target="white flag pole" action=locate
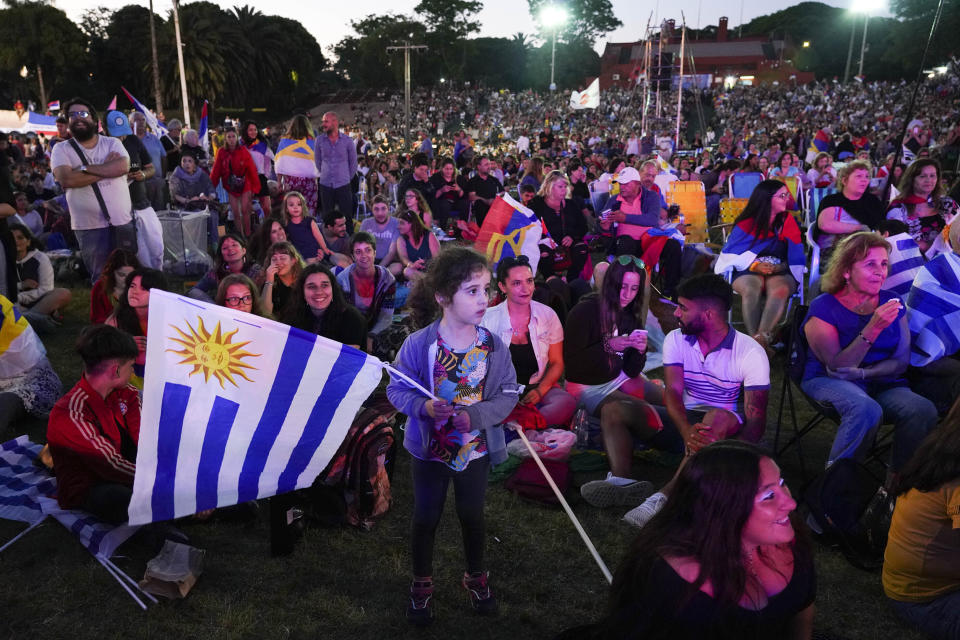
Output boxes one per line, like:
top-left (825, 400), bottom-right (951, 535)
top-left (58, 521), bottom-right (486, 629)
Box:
top-left (514, 428), bottom-right (613, 584)
top-left (383, 361), bottom-right (614, 584)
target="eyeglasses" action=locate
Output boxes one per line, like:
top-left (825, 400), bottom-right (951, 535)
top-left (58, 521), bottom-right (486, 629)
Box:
top-left (616, 255), bottom-right (646, 269)
top-left (68, 110), bottom-right (91, 120)
top-left (225, 295), bottom-right (253, 306)
top-left (774, 192), bottom-right (791, 199)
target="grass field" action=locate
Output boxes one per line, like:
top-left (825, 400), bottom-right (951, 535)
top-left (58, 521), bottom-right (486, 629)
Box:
top-left (0, 285), bottom-right (924, 640)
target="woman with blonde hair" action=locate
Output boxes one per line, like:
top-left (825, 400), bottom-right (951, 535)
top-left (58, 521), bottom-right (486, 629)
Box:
top-left (815, 160), bottom-right (883, 271)
top-left (802, 232), bottom-right (937, 474)
top-left (529, 170), bottom-right (589, 279)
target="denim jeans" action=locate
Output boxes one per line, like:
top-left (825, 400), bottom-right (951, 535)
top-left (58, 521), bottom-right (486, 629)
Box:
top-left (75, 226), bottom-right (114, 285)
top-left (889, 590), bottom-right (960, 640)
top-left (801, 377), bottom-right (938, 471)
top-left (410, 455), bottom-right (489, 577)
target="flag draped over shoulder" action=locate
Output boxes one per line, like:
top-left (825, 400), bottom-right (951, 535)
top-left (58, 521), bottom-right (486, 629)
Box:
top-left (906, 251), bottom-right (960, 367)
top-left (128, 292), bottom-right (383, 525)
top-left (0, 295), bottom-right (45, 379)
top-left (569, 78), bottom-right (600, 110)
top-left (274, 137), bottom-right (320, 178)
top-left (473, 193), bottom-right (542, 275)
top-left (714, 214), bottom-right (805, 285)
top-left (881, 233), bottom-right (924, 297)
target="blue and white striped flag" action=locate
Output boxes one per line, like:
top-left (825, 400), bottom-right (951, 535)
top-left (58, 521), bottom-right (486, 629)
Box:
top-left (128, 291), bottom-right (384, 525)
top-left (906, 251), bottom-right (960, 367)
top-left (0, 436), bottom-right (54, 525)
top-left (38, 496), bottom-right (139, 559)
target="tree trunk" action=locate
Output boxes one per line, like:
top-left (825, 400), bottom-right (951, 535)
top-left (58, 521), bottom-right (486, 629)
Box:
top-left (36, 63), bottom-right (46, 111)
top-left (149, 0), bottom-right (164, 116)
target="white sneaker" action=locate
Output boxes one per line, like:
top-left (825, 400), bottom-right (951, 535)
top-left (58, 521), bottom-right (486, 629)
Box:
top-left (580, 473), bottom-right (654, 508)
top-left (623, 492), bottom-right (667, 529)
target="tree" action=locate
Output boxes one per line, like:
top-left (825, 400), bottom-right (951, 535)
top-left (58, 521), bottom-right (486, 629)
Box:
top-left (332, 14), bottom-right (429, 88)
top-left (0, 1), bottom-right (88, 108)
top-left (526, 0), bottom-right (622, 46)
top-left (415, 0), bottom-right (482, 82)
top-left (885, 0), bottom-right (959, 74)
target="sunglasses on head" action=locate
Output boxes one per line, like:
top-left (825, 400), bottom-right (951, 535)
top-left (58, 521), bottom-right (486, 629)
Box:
top-left (616, 255), bottom-right (646, 269)
top-left (502, 254), bottom-right (530, 268)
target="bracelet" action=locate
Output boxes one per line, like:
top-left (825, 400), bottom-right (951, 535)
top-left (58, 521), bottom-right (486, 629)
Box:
top-left (858, 332), bottom-right (873, 346)
top-left (602, 334), bottom-right (624, 358)
top-left (263, 281), bottom-right (273, 287)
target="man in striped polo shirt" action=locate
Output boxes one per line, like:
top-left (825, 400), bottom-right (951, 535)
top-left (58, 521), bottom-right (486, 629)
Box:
top-left (582, 273), bottom-right (771, 527)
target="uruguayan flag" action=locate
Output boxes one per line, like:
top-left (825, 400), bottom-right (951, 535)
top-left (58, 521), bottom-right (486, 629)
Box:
top-left (128, 291), bottom-right (383, 525)
top-left (0, 436), bottom-right (54, 526)
top-left (38, 496), bottom-right (140, 559)
top-left (906, 251), bottom-right (960, 367)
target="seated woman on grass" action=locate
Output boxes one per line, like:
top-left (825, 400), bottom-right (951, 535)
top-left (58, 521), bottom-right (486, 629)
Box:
top-left (215, 273), bottom-right (269, 318)
top-left (397, 207), bottom-right (440, 284)
top-left (90, 249), bottom-right (140, 324)
top-left (188, 233), bottom-right (264, 303)
top-left (595, 441), bottom-right (814, 639)
top-left (482, 254), bottom-right (576, 427)
top-left (260, 241), bottom-right (304, 317)
top-left (106, 268), bottom-right (170, 389)
top-left (280, 263), bottom-right (367, 350)
top-left (10, 222), bottom-right (71, 325)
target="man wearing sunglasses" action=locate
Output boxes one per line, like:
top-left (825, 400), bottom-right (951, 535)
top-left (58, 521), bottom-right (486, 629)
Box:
top-left (50, 97), bottom-right (133, 284)
top-left (600, 163), bottom-right (682, 302)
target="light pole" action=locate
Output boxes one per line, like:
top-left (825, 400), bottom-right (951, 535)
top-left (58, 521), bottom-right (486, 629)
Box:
top-left (540, 4), bottom-right (567, 92)
top-left (845, 0), bottom-right (884, 82)
top-left (171, 0), bottom-right (190, 127)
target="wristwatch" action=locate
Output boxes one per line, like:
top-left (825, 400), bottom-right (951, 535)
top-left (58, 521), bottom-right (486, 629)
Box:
top-left (79, 165), bottom-right (89, 174)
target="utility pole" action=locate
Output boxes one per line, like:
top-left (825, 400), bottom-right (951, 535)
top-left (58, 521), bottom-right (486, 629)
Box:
top-left (386, 40), bottom-right (427, 151)
top-left (149, 0), bottom-right (163, 116)
top-left (172, 0), bottom-right (190, 128)
top-left (857, 13), bottom-right (871, 78)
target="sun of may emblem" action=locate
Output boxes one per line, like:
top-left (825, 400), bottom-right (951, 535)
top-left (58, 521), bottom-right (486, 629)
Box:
top-left (166, 316), bottom-right (260, 388)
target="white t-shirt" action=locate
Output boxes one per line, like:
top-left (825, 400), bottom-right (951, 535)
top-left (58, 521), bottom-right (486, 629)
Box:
top-left (51, 136), bottom-right (132, 231)
top-left (662, 327), bottom-right (769, 415)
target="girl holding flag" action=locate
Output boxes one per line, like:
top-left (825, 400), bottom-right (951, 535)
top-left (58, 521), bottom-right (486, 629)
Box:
top-left (387, 247), bottom-right (519, 625)
top-left (714, 180), bottom-right (804, 351)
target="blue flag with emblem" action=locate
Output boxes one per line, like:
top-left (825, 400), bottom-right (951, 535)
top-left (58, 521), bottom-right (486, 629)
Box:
top-left (127, 291), bottom-right (383, 525)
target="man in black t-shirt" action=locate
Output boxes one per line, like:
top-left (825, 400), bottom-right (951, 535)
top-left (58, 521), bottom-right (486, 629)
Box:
top-left (538, 126), bottom-right (554, 152)
top-left (104, 110), bottom-right (164, 269)
top-left (466, 156), bottom-right (502, 225)
top-left (397, 152), bottom-right (436, 213)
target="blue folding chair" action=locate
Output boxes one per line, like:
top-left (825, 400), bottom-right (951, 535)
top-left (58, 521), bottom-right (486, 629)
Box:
top-left (728, 172), bottom-right (764, 199)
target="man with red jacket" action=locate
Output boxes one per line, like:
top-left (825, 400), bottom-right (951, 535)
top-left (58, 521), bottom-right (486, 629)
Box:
top-left (47, 325), bottom-right (140, 523)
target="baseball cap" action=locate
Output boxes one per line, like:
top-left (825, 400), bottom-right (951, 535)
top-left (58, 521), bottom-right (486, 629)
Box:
top-left (615, 167), bottom-right (642, 183)
top-left (105, 110), bottom-right (132, 137)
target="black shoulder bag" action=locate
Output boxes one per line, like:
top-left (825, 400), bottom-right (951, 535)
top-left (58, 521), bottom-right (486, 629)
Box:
top-left (68, 137), bottom-right (138, 253)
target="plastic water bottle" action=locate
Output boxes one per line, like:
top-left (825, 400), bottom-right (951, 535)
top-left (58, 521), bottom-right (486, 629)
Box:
top-left (572, 408), bottom-right (591, 449)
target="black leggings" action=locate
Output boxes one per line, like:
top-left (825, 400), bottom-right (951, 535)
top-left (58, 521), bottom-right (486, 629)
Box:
top-left (83, 482), bottom-right (133, 524)
top-left (410, 455), bottom-right (489, 577)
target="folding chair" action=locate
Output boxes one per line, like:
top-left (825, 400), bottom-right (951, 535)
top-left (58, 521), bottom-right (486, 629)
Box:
top-left (805, 223), bottom-right (824, 295)
top-left (728, 172), bottom-right (764, 199)
top-left (666, 181), bottom-right (708, 243)
top-left (774, 304), bottom-right (894, 483)
top-left (805, 187), bottom-right (836, 228)
top-left (712, 197), bottom-right (749, 244)
top-left (772, 175), bottom-right (805, 219)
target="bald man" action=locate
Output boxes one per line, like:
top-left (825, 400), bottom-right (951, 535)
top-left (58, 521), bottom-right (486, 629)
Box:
top-left (315, 111), bottom-right (357, 228)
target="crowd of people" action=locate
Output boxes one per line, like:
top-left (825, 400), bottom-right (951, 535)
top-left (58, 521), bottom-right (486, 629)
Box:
top-left (2, 66), bottom-right (960, 637)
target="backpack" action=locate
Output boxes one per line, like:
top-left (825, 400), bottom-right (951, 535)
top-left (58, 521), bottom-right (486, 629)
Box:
top-left (310, 391), bottom-right (400, 531)
top-left (504, 457), bottom-right (572, 505)
top-left (803, 458), bottom-right (894, 571)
